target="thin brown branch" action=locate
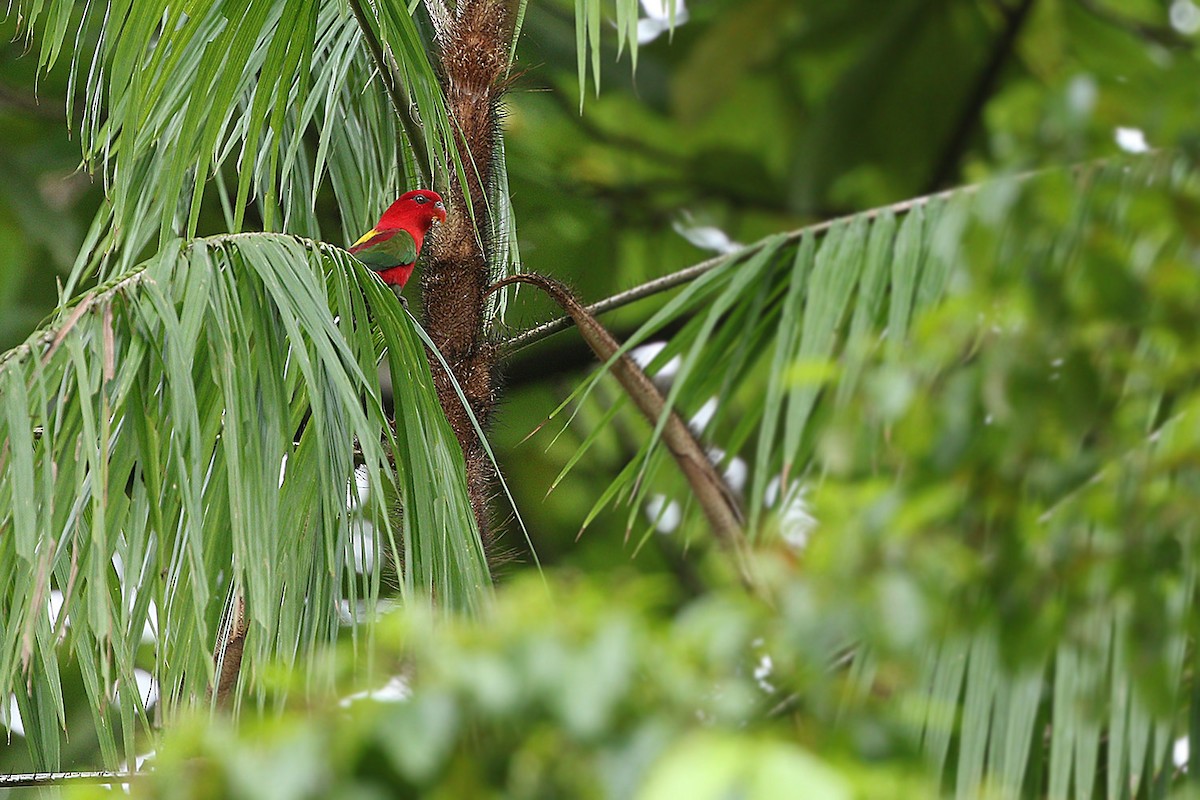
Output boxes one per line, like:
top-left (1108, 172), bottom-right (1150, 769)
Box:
top-left (499, 154), bottom-right (1154, 355)
top-left (0, 82), bottom-right (69, 121)
top-left (1072, 0), bottom-right (1189, 48)
top-left (499, 180), bottom-right (978, 353)
top-left (925, 0), bottom-right (1036, 191)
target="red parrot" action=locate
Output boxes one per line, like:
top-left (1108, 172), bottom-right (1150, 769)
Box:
top-left (349, 189), bottom-right (447, 295)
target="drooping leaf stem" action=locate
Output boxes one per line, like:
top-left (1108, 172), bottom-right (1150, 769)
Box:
top-left (210, 593), bottom-right (248, 706)
top-left (486, 273), bottom-right (758, 592)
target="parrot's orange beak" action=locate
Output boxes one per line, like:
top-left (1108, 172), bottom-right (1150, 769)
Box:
top-left (434, 200), bottom-right (447, 223)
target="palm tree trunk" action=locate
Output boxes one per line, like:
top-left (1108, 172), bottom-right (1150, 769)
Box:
top-left (422, 0), bottom-right (518, 548)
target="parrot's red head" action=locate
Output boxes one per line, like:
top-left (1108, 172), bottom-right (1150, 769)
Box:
top-left (378, 190), bottom-right (447, 233)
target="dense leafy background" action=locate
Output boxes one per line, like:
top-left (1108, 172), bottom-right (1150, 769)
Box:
top-left (497, 0), bottom-right (1200, 567)
top-left (0, 0), bottom-right (1199, 797)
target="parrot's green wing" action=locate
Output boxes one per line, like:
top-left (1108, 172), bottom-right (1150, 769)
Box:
top-left (349, 227), bottom-right (419, 270)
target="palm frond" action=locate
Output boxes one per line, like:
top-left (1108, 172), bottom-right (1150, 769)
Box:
top-left (10, 0), bottom-right (460, 292)
top-left (0, 233), bottom-right (488, 769)
top-left (574, 0), bottom-right (643, 104)
top-left (535, 152), bottom-right (1200, 795)
top-left (909, 559), bottom-right (1192, 800)
top-left (485, 136), bottom-right (523, 327)
top-left (547, 155), bottom-right (1187, 539)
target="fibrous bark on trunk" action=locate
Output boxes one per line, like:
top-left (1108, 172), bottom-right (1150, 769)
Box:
top-left (422, 0), bottom-right (517, 548)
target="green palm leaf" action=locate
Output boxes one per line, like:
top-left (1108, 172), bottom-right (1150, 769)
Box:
top-left (11, 0), bottom-right (463, 291)
top-left (574, 0), bottom-right (644, 102)
top-left (535, 151), bottom-right (1200, 796)
top-left (0, 234), bottom-right (489, 769)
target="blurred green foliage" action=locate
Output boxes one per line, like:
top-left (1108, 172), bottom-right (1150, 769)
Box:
top-left (1, 0), bottom-right (1200, 796)
top-left (67, 572), bottom-right (934, 799)
top-left (77, 150), bottom-right (1200, 797)
top-left (0, 16), bottom-right (99, 349)
top-left (495, 0), bottom-right (1200, 567)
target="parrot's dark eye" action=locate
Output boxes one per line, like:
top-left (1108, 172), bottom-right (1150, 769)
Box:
top-left (414, 195), bottom-right (427, 204)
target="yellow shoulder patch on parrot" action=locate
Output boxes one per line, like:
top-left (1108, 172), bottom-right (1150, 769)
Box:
top-left (351, 228), bottom-right (380, 249)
